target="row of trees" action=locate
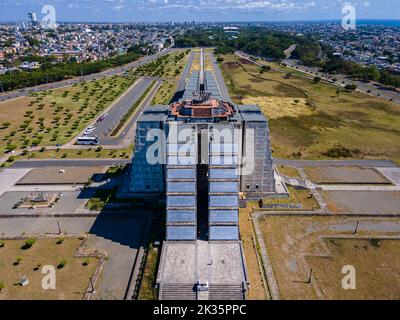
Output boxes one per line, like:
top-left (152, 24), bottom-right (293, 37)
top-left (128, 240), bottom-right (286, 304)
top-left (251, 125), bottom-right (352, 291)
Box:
top-left (175, 28), bottom-right (297, 62)
top-left (0, 51), bottom-right (143, 92)
top-left (322, 56), bottom-right (400, 88)
top-left (176, 27), bottom-right (400, 89)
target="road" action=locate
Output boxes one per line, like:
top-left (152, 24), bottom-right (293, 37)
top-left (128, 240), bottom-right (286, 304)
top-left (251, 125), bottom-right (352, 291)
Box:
top-left (0, 48), bottom-right (174, 103)
top-left (75, 77), bottom-right (155, 145)
top-left (284, 58), bottom-right (400, 105)
top-left (101, 79), bottom-right (162, 146)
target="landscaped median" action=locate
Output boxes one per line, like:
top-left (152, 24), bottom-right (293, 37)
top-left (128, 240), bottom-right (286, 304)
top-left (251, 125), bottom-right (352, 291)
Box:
top-left (1, 145), bottom-right (134, 168)
top-left (110, 80), bottom-right (157, 137)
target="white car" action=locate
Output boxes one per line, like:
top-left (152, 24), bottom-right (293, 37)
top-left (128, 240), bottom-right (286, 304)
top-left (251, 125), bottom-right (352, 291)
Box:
top-left (84, 126), bottom-right (96, 135)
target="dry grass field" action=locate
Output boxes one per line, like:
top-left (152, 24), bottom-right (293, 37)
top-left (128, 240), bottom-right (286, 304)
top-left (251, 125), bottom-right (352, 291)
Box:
top-left (259, 215), bottom-right (400, 300)
top-left (220, 54), bottom-right (400, 164)
top-left (0, 238), bottom-right (98, 300)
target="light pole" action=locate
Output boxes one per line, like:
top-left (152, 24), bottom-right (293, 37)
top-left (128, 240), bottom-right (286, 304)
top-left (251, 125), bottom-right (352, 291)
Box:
top-left (89, 277), bottom-right (96, 294)
top-left (57, 221), bottom-right (62, 235)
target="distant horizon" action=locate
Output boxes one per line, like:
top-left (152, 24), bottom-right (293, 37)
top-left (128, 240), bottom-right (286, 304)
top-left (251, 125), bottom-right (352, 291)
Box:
top-left (1, 18), bottom-right (400, 25)
top-left (1, 0), bottom-right (399, 24)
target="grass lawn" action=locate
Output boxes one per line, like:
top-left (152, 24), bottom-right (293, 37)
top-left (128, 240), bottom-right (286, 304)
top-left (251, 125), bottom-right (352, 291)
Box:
top-left (151, 80), bottom-right (175, 105)
top-left (239, 207), bottom-right (268, 300)
top-left (0, 74), bottom-right (137, 155)
top-left (190, 49), bottom-right (201, 72)
top-left (138, 245), bottom-right (159, 300)
top-left (263, 186), bottom-right (319, 211)
top-left (2, 146), bottom-right (133, 167)
top-left (277, 165), bottom-right (301, 178)
top-left (220, 54), bottom-right (400, 163)
top-left (0, 238), bottom-right (98, 300)
top-left (134, 50), bottom-right (189, 80)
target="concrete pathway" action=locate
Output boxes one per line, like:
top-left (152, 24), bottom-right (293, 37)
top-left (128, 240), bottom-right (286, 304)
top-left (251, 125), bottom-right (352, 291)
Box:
top-left (0, 169), bottom-right (31, 197)
top-left (377, 167), bottom-right (400, 186)
top-left (275, 159), bottom-right (397, 168)
top-left (318, 185), bottom-right (400, 191)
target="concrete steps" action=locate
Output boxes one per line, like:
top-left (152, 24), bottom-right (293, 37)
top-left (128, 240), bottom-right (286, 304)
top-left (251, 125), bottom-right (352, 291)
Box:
top-left (208, 284), bottom-right (245, 300)
top-left (160, 283), bottom-right (197, 300)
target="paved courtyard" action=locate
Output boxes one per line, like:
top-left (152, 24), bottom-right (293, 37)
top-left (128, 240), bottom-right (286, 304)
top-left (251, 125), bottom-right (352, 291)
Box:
top-left (0, 191), bottom-right (87, 216)
top-left (322, 190), bottom-right (400, 215)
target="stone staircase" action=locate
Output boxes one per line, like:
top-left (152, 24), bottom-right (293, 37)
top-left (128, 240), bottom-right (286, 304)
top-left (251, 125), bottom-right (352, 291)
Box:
top-left (208, 284), bottom-right (245, 300)
top-left (160, 283), bottom-right (197, 300)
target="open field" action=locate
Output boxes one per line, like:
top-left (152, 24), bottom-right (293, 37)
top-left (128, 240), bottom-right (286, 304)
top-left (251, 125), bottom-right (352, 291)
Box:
top-left (303, 166), bottom-right (391, 184)
top-left (220, 54), bottom-right (400, 164)
top-left (259, 215), bottom-right (400, 299)
top-left (0, 75), bottom-right (137, 155)
top-left (0, 238), bottom-right (98, 300)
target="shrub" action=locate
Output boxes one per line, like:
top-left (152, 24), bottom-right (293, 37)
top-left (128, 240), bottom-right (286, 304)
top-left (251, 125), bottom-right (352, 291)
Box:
top-left (0, 240), bottom-right (4, 248)
top-left (14, 256), bottom-right (23, 265)
top-left (370, 238), bottom-right (381, 247)
top-left (82, 258), bottom-right (90, 267)
top-left (345, 84), bottom-right (357, 91)
top-left (33, 263), bottom-right (42, 271)
top-left (22, 238), bottom-right (36, 250)
top-left (0, 282), bottom-right (4, 291)
top-left (323, 146), bottom-right (353, 158)
top-left (57, 259), bottom-right (67, 269)
top-left (56, 237), bottom-right (64, 245)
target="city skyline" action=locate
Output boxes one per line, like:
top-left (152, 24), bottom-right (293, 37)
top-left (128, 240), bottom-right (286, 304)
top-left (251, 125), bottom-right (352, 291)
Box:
top-left (0, 0), bottom-right (399, 23)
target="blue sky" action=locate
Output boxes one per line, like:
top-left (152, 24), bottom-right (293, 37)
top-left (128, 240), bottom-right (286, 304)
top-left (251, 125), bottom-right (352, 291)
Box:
top-left (1, 0), bottom-right (399, 22)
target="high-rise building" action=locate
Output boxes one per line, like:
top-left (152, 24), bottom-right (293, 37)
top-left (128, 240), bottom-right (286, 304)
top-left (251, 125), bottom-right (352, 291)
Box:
top-left (28, 12), bottom-right (38, 25)
top-left (129, 50), bottom-right (275, 299)
top-left (129, 58), bottom-right (275, 240)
